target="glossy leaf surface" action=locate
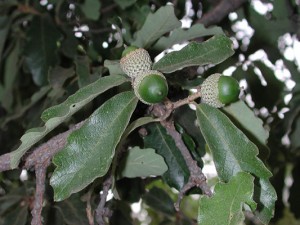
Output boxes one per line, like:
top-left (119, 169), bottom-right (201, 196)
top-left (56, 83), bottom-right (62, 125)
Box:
top-left (50, 91), bottom-right (137, 201)
top-left (144, 123), bottom-right (189, 190)
top-left (8, 75), bottom-right (128, 169)
top-left (153, 24), bottom-right (223, 51)
top-left (153, 35), bottom-right (234, 73)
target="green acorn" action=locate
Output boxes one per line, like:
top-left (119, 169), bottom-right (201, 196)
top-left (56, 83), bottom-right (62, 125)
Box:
top-left (120, 46), bottom-right (152, 78)
top-left (133, 70), bottom-right (168, 104)
top-left (201, 73), bottom-right (240, 108)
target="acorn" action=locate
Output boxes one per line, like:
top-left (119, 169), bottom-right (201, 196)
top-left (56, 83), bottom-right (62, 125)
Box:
top-left (201, 73), bottom-right (240, 108)
top-left (120, 46), bottom-right (152, 78)
top-left (133, 70), bottom-right (168, 104)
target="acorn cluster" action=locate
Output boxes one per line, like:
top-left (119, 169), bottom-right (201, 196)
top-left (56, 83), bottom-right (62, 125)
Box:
top-left (120, 46), bottom-right (240, 107)
top-left (120, 46), bottom-right (168, 104)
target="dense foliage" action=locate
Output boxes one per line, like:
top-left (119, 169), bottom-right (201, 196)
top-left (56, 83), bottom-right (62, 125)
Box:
top-left (0, 0), bottom-right (299, 224)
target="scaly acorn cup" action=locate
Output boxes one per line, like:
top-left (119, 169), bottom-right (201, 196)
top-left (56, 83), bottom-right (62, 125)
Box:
top-left (133, 70), bottom-right (168, 105)
top-left (120, 46), bottom-right (152, 78)
top-left (201, 73), bottom-right (240, 108)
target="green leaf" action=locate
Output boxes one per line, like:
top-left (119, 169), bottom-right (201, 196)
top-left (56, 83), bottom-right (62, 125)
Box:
top-left (50, 91), bottom-right (138, 201)
top-left (143, 187), bottom-right (175, 216)
top-left (1, 86), bottom-right (51, 128)
top-left (104, 60), bottom-right (125, 75)
top-left (196, 104), bottom-right (276, 223)
top-left (80, 0), bottom-right (101, 20)
top-left (8, 75), bottom-right (128, 170)
top-left (24, 16), bottom-right (61, 86)
top-left (223, 101), bottom-right (270, 159)
top-left (198, 172), bottom-right (256, 225)
top-left (119, 147), bottom-right (168, 178)
top-left (174, 105), bottom-right (206, 152)
top-left (54, 194), bottom-right (89, 225)
top-left (114, 0), bottom-right (136, 9)
top-left (224, 101), bottom-right (268, 146)
top-left (0, 16), bottom-right (10, 62)
top-left (132, 5), bottom-right (181, 48)
top-left (120, 116), bottom-right (158, 143)
top-left (153, 34), bottom-right (234, 73)
top-left (60, 28), bottom-right (79, 59)
top-left (153, 24), bottom-right (223, 51)
top-left (48, 66), bottom-right (74, 89)
top-left (75, 56), bottom-right (91, 87)
top-left (254, 178), bottom-right (277, 224)
top-left (1, 40), bottom-right (20, 111)
top-left (144, 123), bottom-right (189, 190)
top-left (196, 103), bottom-right (271, 181)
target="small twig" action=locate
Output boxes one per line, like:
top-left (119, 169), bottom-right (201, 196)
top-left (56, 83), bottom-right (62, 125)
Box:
top-left (0, 153), bottom-right (11, 172)
top-left (18, 4), bottom-right (41, 15)
top-left (158, 87), bottom-right (201, 121)
top-left (95, 175), bottom-right (113, 225)
top-left (31, 166), bottom-right (46, 225)
top-left (85, 187), bottom-right (95, 225)
top-left (197, 0), bottom-right (248, 26)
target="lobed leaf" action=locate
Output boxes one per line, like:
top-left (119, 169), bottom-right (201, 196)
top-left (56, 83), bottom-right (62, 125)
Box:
top-left (119, 147), bottom-right (168, 178)
top-left (8, 75), bottom-right (128, 170)
top-left (153, 24), bottom-right (223, 51)
top-left (132, 5), bottom-right (181, 48)
top-left (50, 91), bottom-right (138, 201)
top-left (153, 34), bottom-right (234, 73)
top-left (196, 104), bottom-right (276, 224)
top-left (196, 104), bottom-right (271, 180)
top-left (198, 172), bottom-right (256, 225)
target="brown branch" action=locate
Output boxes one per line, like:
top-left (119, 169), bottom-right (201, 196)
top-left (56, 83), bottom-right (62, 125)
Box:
top-left (30, 166), bottom-right (46, 225)
top-left (150, 90), bottom-right (212, 210)
top-left (0, 153), bottom-right (11, 172)
top-left (95, 175), bottom-right (113, 225)
top-left (24, 121), bottom-right (85, 169)
top-left (23, 121), bottom-right (85, 225)
top-left (197, 0), bottom-right (248, 27)
top-left (85, 186), bottom-right (95, 225)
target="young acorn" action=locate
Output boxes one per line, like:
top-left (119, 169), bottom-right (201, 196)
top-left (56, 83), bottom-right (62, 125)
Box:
top-left (120, 46), bottom-right (152, 78)
top-left (201, 73), bottom-right (240, 108)
top-left (133, 70), bottom-right (168, 105)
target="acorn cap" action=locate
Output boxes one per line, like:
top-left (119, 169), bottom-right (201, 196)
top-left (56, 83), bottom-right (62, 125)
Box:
top-left (133, 70), bottom-right (168, 105)
top-left (201, 73), bottom-right (240, 108)
top-left (120, 47), bottom-right (152, 78)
